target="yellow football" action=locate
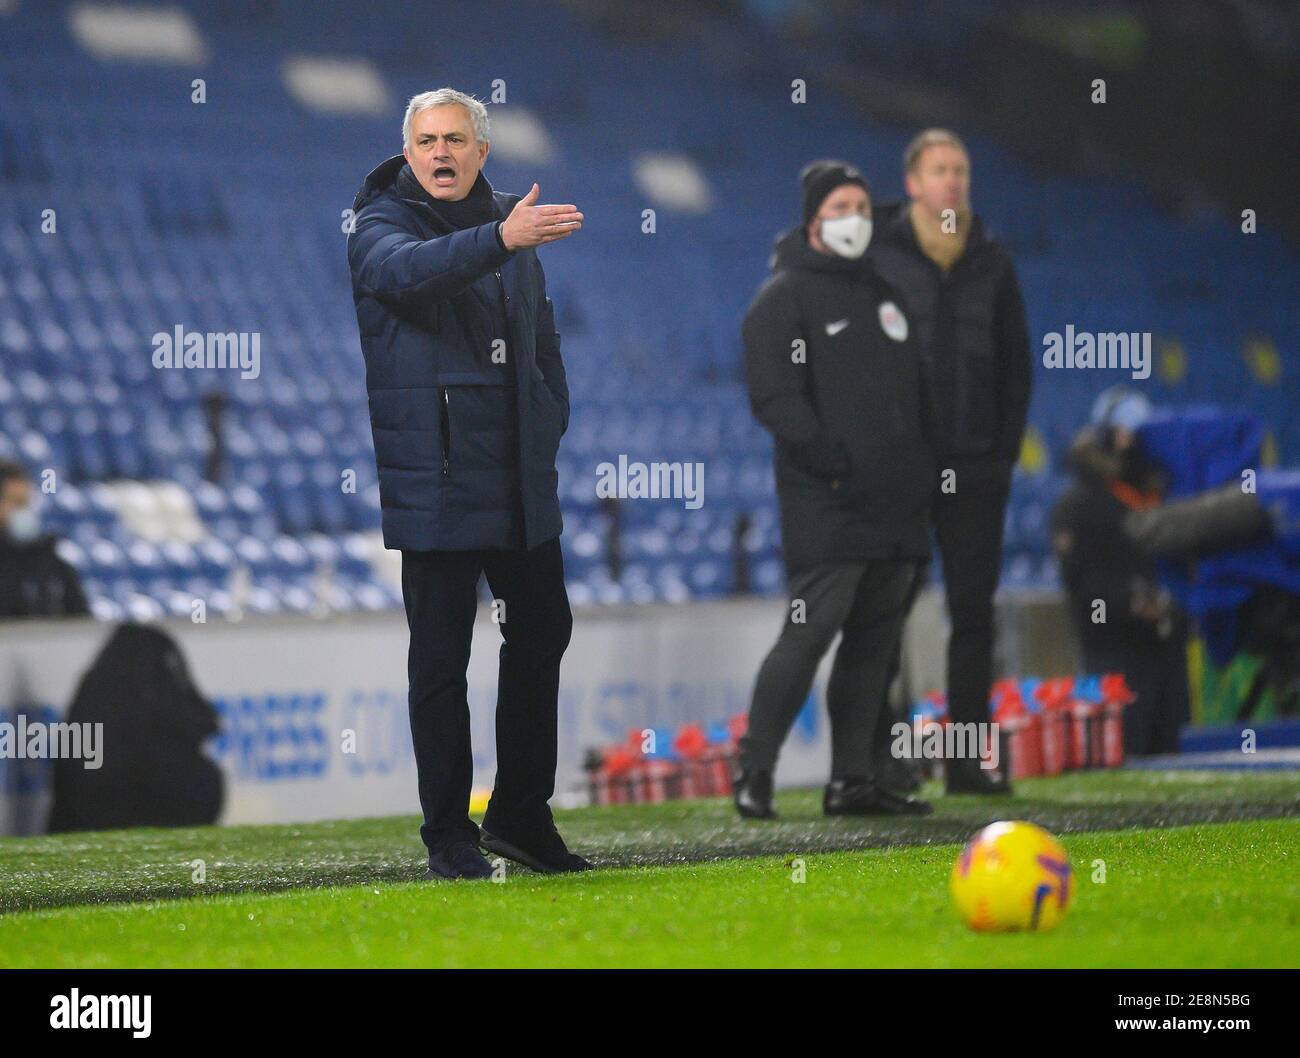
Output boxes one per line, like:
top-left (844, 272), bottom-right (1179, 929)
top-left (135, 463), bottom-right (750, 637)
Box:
top-left (950, 820), bottom-right (1073, 932)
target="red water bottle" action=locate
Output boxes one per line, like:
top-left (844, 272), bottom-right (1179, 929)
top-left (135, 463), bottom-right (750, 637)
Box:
top-left (602, 746), bottom-right (637, 805)
top-left (993, 682), bottom-right (1042, 779)
top-left (673, 723), bottom-right (710, 798)
top-left (1100, 672), bottom-right (1136, 767)
top-left (1033, 678), bottom-right (1070, 775)
top-left (1067, 690), bottom-right (1100, 769)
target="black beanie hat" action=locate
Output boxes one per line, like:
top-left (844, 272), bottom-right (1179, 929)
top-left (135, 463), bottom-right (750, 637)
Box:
top-left (800, 159), bottom-right (870, 226)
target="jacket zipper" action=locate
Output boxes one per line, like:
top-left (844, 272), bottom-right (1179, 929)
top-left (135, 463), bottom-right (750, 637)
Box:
top-left (495, 266), bottom-right (529, 547)
top-left (494, 268), bottom-right (510, 367)
top-left (439, 386), bottom-right (451, 476)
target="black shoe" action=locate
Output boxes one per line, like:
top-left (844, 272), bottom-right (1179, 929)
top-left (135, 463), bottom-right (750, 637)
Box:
top-left (823, 778), bottom-right (933, 816)
top-left (734, 768), bottom-right (776, 819)
top-left (944, 759), bottom-right (1013, 796)
top-left (479, 823), bottom-right (592, 874)
top-left (425, 839), bottom-right (496, 881)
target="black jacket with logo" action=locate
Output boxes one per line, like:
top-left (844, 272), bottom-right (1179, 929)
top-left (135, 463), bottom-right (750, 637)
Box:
top-left (742, 227), bottom-right (935, 574)
top-left (869, 203), bottom-right (1031, 463)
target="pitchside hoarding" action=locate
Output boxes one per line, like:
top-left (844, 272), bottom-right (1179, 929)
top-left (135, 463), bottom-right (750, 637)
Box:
top-left (0, 600), bottom-right (850, 835)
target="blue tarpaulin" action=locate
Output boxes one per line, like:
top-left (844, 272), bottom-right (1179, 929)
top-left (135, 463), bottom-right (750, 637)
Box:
top-left (1138, 409), bottom-right (1300, 665)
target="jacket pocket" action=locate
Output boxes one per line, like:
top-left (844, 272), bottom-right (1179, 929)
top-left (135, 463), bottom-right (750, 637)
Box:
top-left (530, 381), bottom-right (563, 467)
top-left (530, 370), bottom-right (565, 435)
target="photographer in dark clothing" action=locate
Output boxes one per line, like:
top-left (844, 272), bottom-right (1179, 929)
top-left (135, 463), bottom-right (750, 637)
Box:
top-left (736, 161), bottom-right (935, 819)
top-left (1052, 389), bottom-right (1190, 756)
top-left (870, 129), bottom-right (1032, 795)
top-left (0, 459), bottom-right (88, 621)
top-left (48, 623), bottom-right (224, 832)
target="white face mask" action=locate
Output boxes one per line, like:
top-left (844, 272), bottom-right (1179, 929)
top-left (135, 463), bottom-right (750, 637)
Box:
top-left (819, 212), bottom-right (873, 259)
top-left (6, 505), bottom-right (40, 544)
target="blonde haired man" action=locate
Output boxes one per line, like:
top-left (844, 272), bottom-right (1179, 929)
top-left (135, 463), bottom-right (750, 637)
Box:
top-left (869, 129), bottom-right (1032, 795)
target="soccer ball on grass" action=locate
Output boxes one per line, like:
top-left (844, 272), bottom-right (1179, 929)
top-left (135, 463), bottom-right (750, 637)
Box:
top-left (949, 820), bottom-right (1072, 932)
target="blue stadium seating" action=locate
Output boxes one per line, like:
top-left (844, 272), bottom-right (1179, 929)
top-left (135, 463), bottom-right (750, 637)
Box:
top-left (0, 0), bottom-right (1295, 618)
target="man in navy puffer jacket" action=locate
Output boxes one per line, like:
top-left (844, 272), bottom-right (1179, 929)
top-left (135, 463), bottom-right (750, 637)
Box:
top-left (348, 88), bottom-right (589, 880)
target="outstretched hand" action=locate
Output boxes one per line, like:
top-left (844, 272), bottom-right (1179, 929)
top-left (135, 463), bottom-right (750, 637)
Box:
top-left (500, 183), bottom-right (583, 251)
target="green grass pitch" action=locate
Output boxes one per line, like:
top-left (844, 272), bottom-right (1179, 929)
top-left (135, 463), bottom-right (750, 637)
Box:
top-left (1, 770), bottom-right (1296, 968)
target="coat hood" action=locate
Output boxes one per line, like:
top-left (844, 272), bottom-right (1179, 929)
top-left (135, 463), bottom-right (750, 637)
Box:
top-left (351, 154), bottom-right (519, 218)
top-left (352, 155), bottom-right (407, 213)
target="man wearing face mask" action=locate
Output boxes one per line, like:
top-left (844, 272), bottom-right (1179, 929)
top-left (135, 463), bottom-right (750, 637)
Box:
top-left (736, 161), bottom-right (935, 819)
top-left (870, 129), bottom-right (1032, 795)
top-left (0, 459), bottom-right (89, 620)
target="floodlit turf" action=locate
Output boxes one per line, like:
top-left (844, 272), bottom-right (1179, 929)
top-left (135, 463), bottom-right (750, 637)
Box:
top-left (1, 818), bottom-right (1295, 968)
top-left (0, 769), bottom-right (1294, 914)
top-left (0, 770), bottom-right (1296, 967)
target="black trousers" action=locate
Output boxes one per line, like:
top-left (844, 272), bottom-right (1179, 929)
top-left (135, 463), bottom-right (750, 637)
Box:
top-left (740, 559), bottom-right (919, 780)
top-left (1081, 631), bottom-right (1189, 756)
top-left (400, 537), bottom-right (572, 855)
top-left (932, 456), bottom-right (1013, 725)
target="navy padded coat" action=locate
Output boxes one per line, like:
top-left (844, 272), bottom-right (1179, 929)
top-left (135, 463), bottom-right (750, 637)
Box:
top-left (347, 157), bottom-right (568, 552)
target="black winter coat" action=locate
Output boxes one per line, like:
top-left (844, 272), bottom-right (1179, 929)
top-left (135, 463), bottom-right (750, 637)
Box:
top-left (0, 536), bottom-right (88, 619)
top-left (869, 204), bottom-right (1031, 462)
top-left (348, 158), bottom-right (568, 552)
top-left (742, 227), bottom-right (935, 575)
